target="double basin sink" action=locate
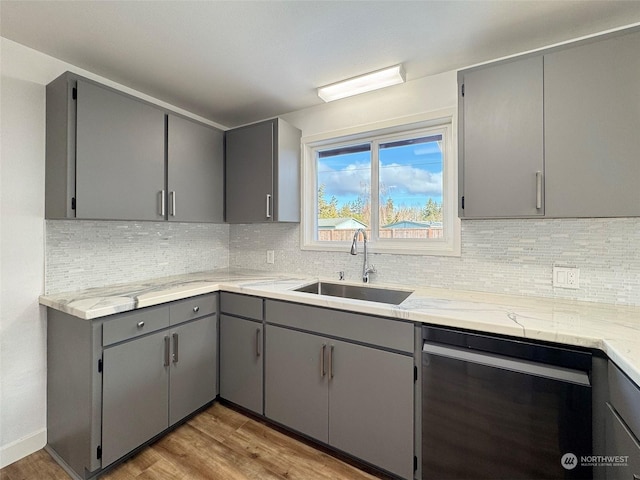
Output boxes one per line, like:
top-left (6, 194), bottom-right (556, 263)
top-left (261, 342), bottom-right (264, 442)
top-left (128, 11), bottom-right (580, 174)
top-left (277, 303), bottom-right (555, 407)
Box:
top-left (295, 281), bottom-right (413, 305)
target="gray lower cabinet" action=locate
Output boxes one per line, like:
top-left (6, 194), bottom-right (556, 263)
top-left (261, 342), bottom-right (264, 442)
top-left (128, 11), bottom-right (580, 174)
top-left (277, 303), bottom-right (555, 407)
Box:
top-left (46, 293), bottom-right (218, 479)
top-left (219, 292), bottom-right (264, 414)
top-left (605, 404), bottom-right (640, 480)
top-left (265, 323), bottom-right (414, 479)
top-left (102, 329), bottom-right (169, 467)
top-left (605, 362), bottom-right (640, 480)
top-left (458, 55), bottom-right (544, 218)
top-left (225, 118), bottom-right (301, 223)
top-left (265, 326), bottom-right (329, 441)
top-left (219, 314), bottom-right (263, 414)
top-left (102, 311), bottom-right (218, 468)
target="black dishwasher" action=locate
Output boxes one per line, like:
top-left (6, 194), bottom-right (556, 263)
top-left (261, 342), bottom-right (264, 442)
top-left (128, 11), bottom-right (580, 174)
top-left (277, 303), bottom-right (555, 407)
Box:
top-left (422, 326), bottom-right (592, 480)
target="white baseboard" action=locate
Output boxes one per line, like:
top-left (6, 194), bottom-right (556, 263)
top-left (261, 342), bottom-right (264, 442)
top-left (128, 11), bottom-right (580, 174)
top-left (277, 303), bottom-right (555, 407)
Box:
top-left (0, 429), bottom-right (47, 469)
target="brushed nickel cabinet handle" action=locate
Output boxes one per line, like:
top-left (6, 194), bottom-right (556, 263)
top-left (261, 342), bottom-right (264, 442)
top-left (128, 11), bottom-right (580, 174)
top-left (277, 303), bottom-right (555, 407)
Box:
top-left (170, 191), bottom-right (176, 216)
top-left (329, 345), bottom-right (335, 378)
top-left (164, 336), bottom-right (170, 367)
top-left (172, 333), bottom-right (179, 364)
top-left (266, 194), bottom-right (272, 219)
top-left (159, 190), bottom-right (166, 216)
top-left (536, 171), bottom-right (542, 210)
top-left (136, 321), bottom-right (145, 329)
top-left (256, 328), bottom-right (261, 357)
top-left (193, 306), bottom-right (200, 313)
top-left (320, 344), bottom-right (326, 377)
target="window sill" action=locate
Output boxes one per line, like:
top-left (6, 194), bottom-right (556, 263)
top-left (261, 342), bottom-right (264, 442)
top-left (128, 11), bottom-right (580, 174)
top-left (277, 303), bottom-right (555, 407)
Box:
top-left (300, 240), bottom-right (461, 257)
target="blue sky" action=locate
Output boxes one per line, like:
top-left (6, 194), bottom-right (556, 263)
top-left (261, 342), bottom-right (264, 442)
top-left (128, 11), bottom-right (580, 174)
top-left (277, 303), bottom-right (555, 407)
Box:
top-left (317, 138), bottom-right (443, 208)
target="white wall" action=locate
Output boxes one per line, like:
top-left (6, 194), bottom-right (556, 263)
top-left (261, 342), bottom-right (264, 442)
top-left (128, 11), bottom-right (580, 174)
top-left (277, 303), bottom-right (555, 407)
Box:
top-left (0, 38), bottom-right (230, 467)
top-left (0, 56), bottom-right (48, 469)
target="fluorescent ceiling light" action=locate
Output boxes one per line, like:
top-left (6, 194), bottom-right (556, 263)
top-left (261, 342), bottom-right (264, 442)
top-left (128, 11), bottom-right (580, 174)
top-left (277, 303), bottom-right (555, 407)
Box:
top-left (317, 65), bottom-right (406, 102)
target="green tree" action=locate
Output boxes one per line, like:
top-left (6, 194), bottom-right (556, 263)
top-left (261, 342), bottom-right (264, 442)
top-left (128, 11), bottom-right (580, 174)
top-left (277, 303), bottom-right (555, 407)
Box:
top-left (318, 184), bottom-right (339, 218)
top-left (422, 198), bottom-right (443, 222)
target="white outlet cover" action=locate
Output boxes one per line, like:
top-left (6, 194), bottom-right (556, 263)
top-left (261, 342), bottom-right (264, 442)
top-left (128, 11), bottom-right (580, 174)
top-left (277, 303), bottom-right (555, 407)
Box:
top-left (553, 266), bottom-right (580, 289)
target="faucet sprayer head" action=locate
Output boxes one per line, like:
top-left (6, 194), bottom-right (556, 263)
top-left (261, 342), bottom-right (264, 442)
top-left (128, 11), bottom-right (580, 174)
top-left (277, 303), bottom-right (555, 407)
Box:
top-left (350, 236), bottom-right (358, 255)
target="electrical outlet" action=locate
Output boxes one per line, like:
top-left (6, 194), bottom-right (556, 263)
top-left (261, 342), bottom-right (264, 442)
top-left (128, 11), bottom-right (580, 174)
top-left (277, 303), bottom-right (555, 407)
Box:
top-left (553, 266), bottom-right (580, 289)
top-left (266, 250), bottom-right (275, 264)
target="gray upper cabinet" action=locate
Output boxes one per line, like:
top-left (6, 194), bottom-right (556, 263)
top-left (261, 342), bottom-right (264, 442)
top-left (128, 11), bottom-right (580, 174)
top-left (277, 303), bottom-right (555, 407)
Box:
top-left (225, 118), bottom-right (301, 223)
top-left (167, 115), bottom-right (224, 223)
top-left (458, 27), bottom-right (640, 219)
top-left (458, 55), bottom-right (544, 218)
top-left (75, 80), bottom-right (166, 221)
top-left (544, 30), bottom-right (640, 218)
top-left (46, 72), bottom-right (224, 222)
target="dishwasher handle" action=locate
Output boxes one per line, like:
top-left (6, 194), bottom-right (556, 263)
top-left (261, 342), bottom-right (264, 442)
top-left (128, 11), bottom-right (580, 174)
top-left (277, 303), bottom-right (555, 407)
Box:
top-left (423, 341), bottom-right (590, 387)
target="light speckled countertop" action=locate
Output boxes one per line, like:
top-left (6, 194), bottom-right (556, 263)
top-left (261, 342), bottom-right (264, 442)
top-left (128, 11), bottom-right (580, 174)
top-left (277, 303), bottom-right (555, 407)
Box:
top-left (40, 268), bottom-right (640, 387)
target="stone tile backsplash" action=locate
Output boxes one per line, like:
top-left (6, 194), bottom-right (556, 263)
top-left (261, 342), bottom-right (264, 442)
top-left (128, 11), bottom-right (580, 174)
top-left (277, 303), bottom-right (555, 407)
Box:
top-left (46, 217), bottom-right (640, 306)
top-left (45, 220), bottom-right (229, 294)
top-left (229, 218), bottom-right (640, 306)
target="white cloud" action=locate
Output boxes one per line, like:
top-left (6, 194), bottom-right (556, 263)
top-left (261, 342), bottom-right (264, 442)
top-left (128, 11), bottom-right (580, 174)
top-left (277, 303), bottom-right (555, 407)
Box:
top-left (318, 161), bottom-right (371, 197)
top-left (381, 164), bottom-right (442, 196)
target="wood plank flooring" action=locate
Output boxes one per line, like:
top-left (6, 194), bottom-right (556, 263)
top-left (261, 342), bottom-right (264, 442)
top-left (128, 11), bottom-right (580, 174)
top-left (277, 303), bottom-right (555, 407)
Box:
top-left (1, 403), bottom-right (388, 480)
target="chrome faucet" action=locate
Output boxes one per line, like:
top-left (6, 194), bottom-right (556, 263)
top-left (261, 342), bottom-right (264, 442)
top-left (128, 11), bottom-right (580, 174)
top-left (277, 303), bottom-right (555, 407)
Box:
top-left (350, 228), bottom-right (376, 283)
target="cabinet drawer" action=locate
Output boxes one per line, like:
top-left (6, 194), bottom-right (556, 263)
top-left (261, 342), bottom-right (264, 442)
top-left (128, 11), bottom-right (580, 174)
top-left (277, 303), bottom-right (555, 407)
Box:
top-left (102, 305), bottom-right (170, 347)
top-left (220, 292), bottom-right (263, 320)
top-left (169, 293), bottom-right (217, 326)
top-left (265, 300), bottom-right (413, 353)
top-left (609, 362), bottom-right (640, 440)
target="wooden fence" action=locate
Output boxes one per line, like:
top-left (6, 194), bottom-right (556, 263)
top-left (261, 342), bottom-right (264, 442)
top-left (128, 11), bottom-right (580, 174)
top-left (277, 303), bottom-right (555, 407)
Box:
top-left (318, 228), bottom-right (443, 241)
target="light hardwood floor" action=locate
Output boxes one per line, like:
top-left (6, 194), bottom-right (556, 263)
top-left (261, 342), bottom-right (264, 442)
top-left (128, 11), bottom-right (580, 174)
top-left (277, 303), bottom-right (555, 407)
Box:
top-left (1, 403), bottom-right (388, 480)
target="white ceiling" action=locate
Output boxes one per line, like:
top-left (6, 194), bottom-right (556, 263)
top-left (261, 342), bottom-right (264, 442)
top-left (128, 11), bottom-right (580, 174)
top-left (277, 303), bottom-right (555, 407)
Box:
top-left (2, 1), bottom-right (640, 128)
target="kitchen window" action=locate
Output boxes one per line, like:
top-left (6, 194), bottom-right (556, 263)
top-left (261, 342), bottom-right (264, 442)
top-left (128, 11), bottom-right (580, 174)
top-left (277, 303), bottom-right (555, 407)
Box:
top-left (301, 116), bottom-right (460, 256)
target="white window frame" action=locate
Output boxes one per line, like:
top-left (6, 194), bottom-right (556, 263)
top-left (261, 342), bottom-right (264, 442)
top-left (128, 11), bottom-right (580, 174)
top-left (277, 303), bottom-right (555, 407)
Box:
top-left (301, 110), bottom-right (460, 256)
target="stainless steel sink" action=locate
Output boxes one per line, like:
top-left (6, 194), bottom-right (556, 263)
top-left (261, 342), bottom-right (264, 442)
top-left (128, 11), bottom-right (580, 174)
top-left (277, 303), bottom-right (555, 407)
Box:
top-left (294, 281), bottom-right (413, 305)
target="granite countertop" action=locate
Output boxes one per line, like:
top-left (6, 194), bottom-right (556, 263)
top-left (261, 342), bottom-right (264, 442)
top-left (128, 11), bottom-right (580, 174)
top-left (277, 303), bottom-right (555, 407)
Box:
top-left (39, 268), bottom-right (640, 387)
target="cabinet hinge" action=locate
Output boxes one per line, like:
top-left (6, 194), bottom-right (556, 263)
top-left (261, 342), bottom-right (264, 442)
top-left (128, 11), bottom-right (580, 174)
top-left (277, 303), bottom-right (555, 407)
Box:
top-left (414, 365), bottom-right (418, 382)
top-left (97, 445), bottom-right (102, 460)
top-left (72, 87), bottom-right (77, 100)
top-left (98, 358), bottom-right (103, 373)
top-left (414, 455), bottom-right (418, 472)
top-left (71, 197), bottom-right (76, 210)
top-left (461, 196), bottom-right (465, 210)
top-left (461, 84), bottom-right (465, 97)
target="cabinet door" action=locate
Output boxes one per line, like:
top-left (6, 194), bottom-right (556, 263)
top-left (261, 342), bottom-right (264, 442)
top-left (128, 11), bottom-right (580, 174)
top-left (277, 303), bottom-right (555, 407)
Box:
top-left (605, 403), bottom-right (640, 480)
top-left (169, 315), bottom-right (217, 425)
top-left (167, 115), bottom-right (224, 223)
top-left (220, 315), bottom-right (263, 414)
top-left (102, 331), bottom-right (169, 467)
top-left (460, 56), bottom-right (544, 218)
top-left (265, 325), bottom-right (329, 442)
top-left (329, 340), bottom-right (414, 480)
top-left (75, 80), bottom-right (165, 220)
top-left (545, 31), bottom-right (640, 217)
top-left (225, 120), bottom-right (274, 223)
